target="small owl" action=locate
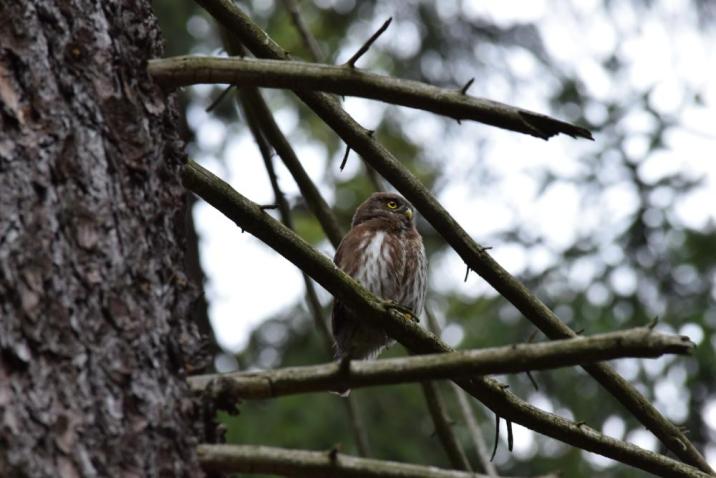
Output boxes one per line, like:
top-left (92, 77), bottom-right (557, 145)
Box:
top-left (331, 192), bottom-right (427, 361)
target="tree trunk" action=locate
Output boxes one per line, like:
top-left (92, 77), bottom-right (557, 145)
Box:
top-left (0, 1), bottom-right (203, 476)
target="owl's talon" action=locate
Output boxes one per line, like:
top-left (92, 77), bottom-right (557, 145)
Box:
top-left (385, 301), bottom-right (419, 323)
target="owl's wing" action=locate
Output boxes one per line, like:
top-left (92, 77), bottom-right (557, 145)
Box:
top-left (331, 226), bottom-right (368, 355)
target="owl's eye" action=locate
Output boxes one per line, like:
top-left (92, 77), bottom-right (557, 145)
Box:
top-left (386, 200), bottom-right (398, 209)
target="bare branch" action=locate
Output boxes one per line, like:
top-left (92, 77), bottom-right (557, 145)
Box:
top-left (149, 56), bottom-right (592, 140)
top-left (240, 85), bottom-right (344, 248)
top-left (425, 308), bottom-right (498, 477)
top-left (188, 326), bottom-right (692, 397)
top-left (282, 0), bottom-right (324, 62)
top-left (197, 444), bottom-right (558, 478)
top-left (422, 381), bottom-right (473, 471)
top-left (345, 17), bottom-right (392, 67)
top-left (452, 384), bottom-right (499, 477)
top-left (186, 1), bottom-right (710, 471)
top-left (239, 87), bottom-right (373, 456)
top-left (182, 159), bottom-right (709, 477)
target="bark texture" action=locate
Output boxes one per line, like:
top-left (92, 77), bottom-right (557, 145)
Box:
top-left (0, 1), bottom-right (202, 476)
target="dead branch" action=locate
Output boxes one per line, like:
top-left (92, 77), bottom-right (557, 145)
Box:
top-left (188, 327), bottom-right (692, 397)
top-left (148, 56), bottom-right (592, 140)
top-left (197, 444), bottom-right (559, 478)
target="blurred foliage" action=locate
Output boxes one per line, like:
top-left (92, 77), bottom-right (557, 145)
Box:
top-left (153, 0), bottom-right (716, 476)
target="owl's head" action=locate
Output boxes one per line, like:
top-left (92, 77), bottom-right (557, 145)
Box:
top-left (351, 192), bottom-right (416, 228)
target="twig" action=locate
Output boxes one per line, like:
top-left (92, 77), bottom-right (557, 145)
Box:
top-left (182, 158), bottom-right (708, 478)
top-left (364, 162), bottom-right (385, 191)
top-left (150, 56), bottom-right (593, 140)
top-left (188, 326), bottom-right (693, 397)
top-left (205, 84), bottom-right (235, 112)
top-left (282, 0), bottom-right (324, 62)
top-left (452, 383), bottom-right (499, 477)
top-left (340, 144), bottom-right (351, 171)
top-left (425, 308), bottom-right (498, 477)
top-left (419, 308), bottom-right (472, 472)
top-left (491, 415), bottom-right (500, 462)
top-left (422, 381), bottom-right (472, 471)
top-left (345, 17), bottom-right (392, 68)
top-left (197, 444), bottom-right (559, 478)
top-left (188, 3), bottom-right (709, 470)
top-left (525, 371), bottom-right (539, 391)
top-left (460, 78), bottom-right (475, 95)
top-left (240, 84), bottom-right (344, 248)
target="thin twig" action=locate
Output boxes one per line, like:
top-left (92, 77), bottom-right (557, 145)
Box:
top-left (451, 383), bottom-right (499, 477)
top-left (188, 3), bottom-right (709, 471)
top-left (460, 78), bottom-right (475, 95)
top-left (425, 308), bottom-right (499, 477)
top-left (490, 415), bottom-right (500, 462)
top-left (149, 56), bottom-right (593, 140)
top-left (345, 17), bottom-right (392, 68)
top-left (340, 144), bottom-right (351, 171)
top-left (240, 84), bottom-right (344, 247)
top-left (197, 444), bottom-right (559, 478)
top-left (205, 84), bottom-right (235, 112)
top-left (282, 0), bottom-right (324, 62)
top-left (421, 381), bottom-right (472, 471)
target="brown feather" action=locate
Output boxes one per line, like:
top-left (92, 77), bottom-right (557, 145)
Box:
top-left (331, 193), bottom-right (427, 361)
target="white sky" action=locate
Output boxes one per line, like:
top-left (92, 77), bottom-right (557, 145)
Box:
top-left (188, 0), bottom-right (716, 467)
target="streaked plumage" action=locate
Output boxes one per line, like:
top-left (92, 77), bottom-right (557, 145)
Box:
top-left (331, 192), bottom-right (427, 360)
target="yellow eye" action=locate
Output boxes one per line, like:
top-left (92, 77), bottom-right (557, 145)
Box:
top-left (386, 201), bottom-right (398, 209)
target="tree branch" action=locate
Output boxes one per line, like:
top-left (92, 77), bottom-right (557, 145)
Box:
top-left (344, 17), bottom-right (392, 67)
top-left (239, 89), bottom-right (372, 456)
top-left (182, 159), bottom-right (709, 478)
top-left (425, 308), bottom-right (499, 477)
top-left (240, 85), bottom-right (344, 248)
top-left (185, 2), bottom-right (711, 471)
top-left (421, 381), bottom-right (473, 471)
top-left (197, 444), bottom-right (558, 478)
top-left (188, 327), bottom-right (692, 397)
top-left (282, 0), bottom-right (325, 62)
top-left (452, 383), bottom-right (499, 477)
top-left (148, 56), bottom-right (593, 141)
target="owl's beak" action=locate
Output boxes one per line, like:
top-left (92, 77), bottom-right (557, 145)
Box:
top-left (403, 208), bottom-right (413, 220)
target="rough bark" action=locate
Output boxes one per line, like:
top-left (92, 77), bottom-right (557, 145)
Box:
top-left (0, 1), bottom-right (202, 476)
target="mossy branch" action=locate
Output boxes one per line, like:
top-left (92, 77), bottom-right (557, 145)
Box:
top-left (197, 444), bottom-right (559, 478)
top-left (188, 327), bottom-right (692, 398)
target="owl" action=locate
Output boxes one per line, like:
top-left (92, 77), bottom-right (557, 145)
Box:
top-left (331, 192), bottom-right (427, 361)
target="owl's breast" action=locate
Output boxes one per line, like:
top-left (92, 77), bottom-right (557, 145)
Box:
top-left (352, 230), bottom-right (403, 300)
